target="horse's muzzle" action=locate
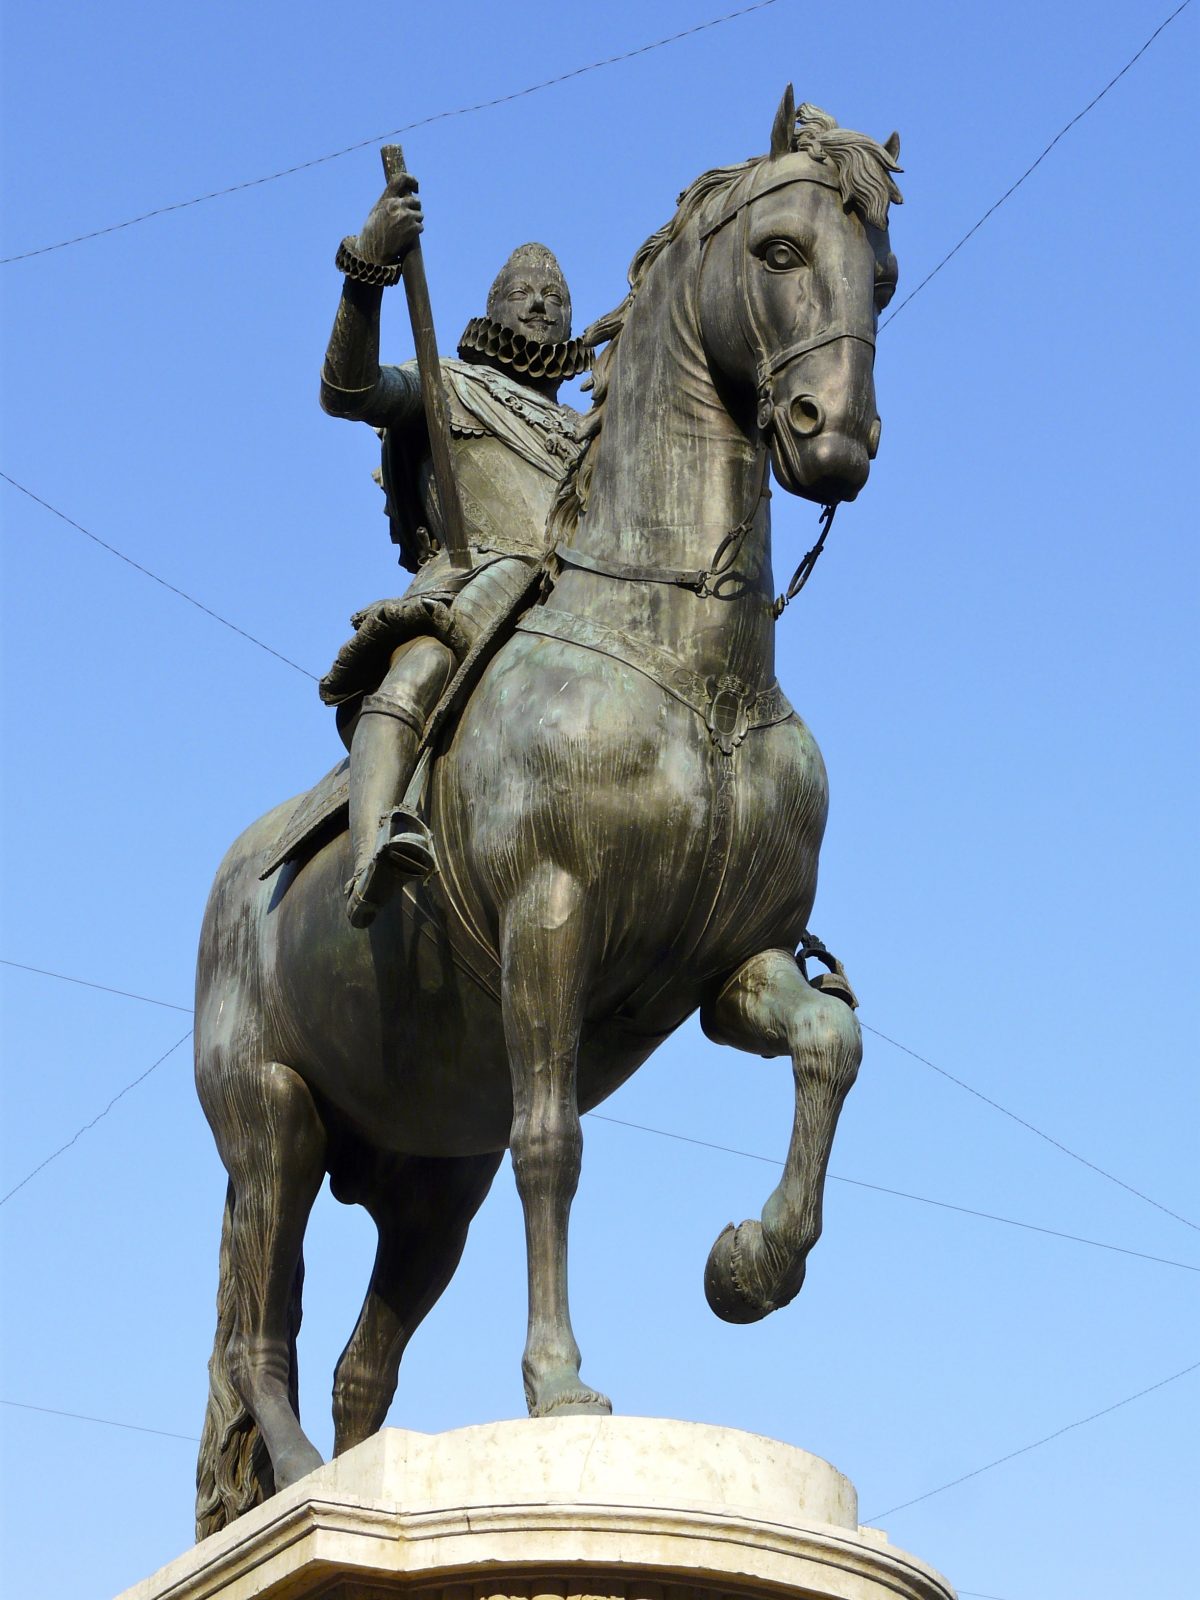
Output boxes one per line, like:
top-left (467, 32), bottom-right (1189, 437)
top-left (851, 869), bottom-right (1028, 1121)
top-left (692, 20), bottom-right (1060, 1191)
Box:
top-left (770, 426), bottom-right (871, 504)
top-left (763, 327), bottom-right (878, 503)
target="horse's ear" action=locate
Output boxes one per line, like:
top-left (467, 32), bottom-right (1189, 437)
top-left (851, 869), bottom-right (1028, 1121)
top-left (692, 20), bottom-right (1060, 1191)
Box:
top-left (769, 84), bottom-right (796, 157)
top-left (884, 130), bottom-right (901, 163)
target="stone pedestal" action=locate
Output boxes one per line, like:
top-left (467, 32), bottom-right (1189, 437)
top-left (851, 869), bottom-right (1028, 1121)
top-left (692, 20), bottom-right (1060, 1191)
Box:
top-left (117, 1418), bottom-right (955, 1600)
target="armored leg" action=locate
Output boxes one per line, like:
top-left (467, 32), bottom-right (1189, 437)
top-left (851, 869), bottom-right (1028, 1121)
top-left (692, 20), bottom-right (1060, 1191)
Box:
top-left (347, 635), bottom-right (454, 927)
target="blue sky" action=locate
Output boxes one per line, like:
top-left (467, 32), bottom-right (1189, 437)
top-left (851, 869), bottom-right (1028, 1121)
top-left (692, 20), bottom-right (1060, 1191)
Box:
top-left (2, 3), bottom-right (1196, 1597)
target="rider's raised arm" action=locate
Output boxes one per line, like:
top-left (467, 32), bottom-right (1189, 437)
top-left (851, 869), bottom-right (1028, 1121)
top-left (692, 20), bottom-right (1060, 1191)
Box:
top-left (319, 174), bottom-right (425, 429)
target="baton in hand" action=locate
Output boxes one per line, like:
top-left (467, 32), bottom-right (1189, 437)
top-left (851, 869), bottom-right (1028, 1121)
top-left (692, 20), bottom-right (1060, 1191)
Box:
top-left (381, 144), bottom-right (471, 572)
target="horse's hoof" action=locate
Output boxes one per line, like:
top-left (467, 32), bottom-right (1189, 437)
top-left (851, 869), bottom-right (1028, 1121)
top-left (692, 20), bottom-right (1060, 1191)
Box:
top-left (533, 1389), bottom-right (613, 1418)
top-left (271, 1440), bottom-right (325, 1490)
top-left (704, 1220), bottom-right (773, 1323)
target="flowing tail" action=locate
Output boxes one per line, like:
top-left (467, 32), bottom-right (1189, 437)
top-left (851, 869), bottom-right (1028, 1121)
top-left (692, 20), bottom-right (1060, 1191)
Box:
top-left (195, 1184), bottom-right (305, 1538)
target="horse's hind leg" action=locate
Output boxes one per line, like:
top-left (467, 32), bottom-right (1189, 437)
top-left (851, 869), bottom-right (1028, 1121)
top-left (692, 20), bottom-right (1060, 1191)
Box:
top-left (200, 1057), bottom-right (327, 1489)
top-left (700, 948), bottom-right (861, 1322)
top-left (501, 865), bottom-right (610, 1418)
top-left (331, 1150), bottom-right (502, 1455)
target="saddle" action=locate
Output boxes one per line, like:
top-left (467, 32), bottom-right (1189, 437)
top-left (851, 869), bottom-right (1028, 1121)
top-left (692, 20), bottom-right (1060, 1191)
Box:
top-left (260, 557), bottom-right (549, 881)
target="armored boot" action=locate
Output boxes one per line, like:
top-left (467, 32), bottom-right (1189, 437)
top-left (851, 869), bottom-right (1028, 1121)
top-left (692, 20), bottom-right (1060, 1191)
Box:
top-left (345, 695), bottom-right (436, 929)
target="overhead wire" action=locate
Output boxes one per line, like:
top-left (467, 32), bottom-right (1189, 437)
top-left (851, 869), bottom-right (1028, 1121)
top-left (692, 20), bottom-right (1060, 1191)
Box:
top-left (863, 1358), bottom-right (1200, 1522)
top-left (0, 0), bottom-right (1185, 342)
top-left (3, 961), bottom-right (1193, 1242)
top-left (861, 1023), bottom-right (1198, 1233)
top-left (587, 1113), bottom-right (1200, 1273)
top-left (0, 1), bottom-right (783, 265)
top-left (0, 1030), bottom-right (193, 1209)
top-left (14, 958), bottom-right (1192, 1246)
top-left (880, 0), bottom-right (1193, 329)
top-left (2, 960), bottom-right (1195, 1273)
top-left (0, 1398), bottom-right (199, 1444)
top-left (0, 958), bottom-right (193, 1013)
top-left (0, 473), bottom-right (318, 681)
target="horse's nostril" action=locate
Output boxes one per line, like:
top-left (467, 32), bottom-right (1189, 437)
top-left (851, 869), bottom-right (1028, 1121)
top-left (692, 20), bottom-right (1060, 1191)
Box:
top-left (788, 394), bottom-right (824, 436)
top-left (867, 416), bottom-right (882, 459)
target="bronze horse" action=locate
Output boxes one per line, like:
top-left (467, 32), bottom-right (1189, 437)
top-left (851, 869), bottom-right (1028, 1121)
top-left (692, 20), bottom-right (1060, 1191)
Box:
top-left (194, 89), bottom-right (901, 1537)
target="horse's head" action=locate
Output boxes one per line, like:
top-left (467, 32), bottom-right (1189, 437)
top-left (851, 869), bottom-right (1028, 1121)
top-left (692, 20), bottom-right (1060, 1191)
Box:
top-left (697, 89), bottom-right (901, 504)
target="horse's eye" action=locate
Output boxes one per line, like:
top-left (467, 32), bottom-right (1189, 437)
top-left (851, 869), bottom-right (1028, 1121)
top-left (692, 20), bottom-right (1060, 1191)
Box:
top-left (874, 278), bottom-right (897, 310)
top-left (763, 240), bottom-right (805, 272)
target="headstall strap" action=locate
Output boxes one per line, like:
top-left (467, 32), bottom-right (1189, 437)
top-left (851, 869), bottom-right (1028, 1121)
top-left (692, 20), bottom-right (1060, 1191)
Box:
top-left (766, 326), bottom-right (876, 375)
top-left (701, 173), bottom-right (847, 622)
top-left (698, 166), bottom-right (843, 241)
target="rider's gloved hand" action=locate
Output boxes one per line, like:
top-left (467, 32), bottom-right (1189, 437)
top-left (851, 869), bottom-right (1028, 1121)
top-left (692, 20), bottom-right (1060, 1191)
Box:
top-left (357, 173), bottom-right (423, 266)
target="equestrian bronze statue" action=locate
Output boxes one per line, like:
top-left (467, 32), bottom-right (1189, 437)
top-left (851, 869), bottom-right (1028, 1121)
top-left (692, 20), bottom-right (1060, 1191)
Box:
top-left (194, 87), bottom-right (902, 1539)
top-left (316, 153), bottom-right (590, 926)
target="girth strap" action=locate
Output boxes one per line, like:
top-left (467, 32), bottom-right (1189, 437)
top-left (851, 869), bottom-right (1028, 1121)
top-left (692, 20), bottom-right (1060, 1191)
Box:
top-left (516, 606), bottom-right (793, 755)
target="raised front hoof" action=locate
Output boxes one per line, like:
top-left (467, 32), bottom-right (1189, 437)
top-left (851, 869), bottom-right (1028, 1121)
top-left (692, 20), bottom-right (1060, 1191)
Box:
top-left (270, 1438), bottom-right (325, 1492)
top-left (704, 1220), bottom-right (801, 1324)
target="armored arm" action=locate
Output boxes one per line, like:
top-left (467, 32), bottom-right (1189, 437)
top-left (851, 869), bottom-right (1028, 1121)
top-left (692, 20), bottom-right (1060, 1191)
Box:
top-left (319, 175), bottom-right (425, 428)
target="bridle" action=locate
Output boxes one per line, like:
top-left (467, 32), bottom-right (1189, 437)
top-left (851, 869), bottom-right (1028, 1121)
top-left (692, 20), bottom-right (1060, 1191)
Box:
top-left (556, 160), bottom-right (873, 613)
top-left (696, 159), bottom-right (877, 434)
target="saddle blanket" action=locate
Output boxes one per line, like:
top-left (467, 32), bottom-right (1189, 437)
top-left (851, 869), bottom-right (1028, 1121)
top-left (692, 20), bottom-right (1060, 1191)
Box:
top-left (260, 760), bottom-right (350, 880)
top-left (258, 757), bottom-right (506, 1006)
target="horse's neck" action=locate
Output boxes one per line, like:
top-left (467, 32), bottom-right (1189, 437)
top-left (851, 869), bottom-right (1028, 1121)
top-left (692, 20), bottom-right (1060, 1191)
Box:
top-left (564, 244), bottom-right (776, 688)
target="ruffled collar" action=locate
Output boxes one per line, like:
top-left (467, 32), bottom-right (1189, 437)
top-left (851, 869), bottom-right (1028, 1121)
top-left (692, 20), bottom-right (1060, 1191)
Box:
top-left (457, 314), bottom-right (591, 382)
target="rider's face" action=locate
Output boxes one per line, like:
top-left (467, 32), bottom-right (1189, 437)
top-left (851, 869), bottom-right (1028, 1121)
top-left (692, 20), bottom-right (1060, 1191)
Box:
top-left (492, 270), bottom-right (571, 343)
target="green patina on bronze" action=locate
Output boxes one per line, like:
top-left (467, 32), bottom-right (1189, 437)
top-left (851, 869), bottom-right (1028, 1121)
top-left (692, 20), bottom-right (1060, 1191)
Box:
top-left (193, 88), bottom-right (903, 1540)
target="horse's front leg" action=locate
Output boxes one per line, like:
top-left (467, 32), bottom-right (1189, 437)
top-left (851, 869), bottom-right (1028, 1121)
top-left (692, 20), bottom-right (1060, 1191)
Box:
top-left (500, 864), bottom-right (611, 1417)
top-left (700, 948), bottom-right (861, 1322)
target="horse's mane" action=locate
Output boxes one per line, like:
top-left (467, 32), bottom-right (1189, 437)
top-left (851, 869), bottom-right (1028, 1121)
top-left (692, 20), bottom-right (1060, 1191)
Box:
top-left (551, 104), bottom-right (902, 538)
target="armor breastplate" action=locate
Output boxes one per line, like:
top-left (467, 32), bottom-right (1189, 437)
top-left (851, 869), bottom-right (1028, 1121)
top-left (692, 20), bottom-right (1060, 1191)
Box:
top-left (418, 433), bottom-right (563, 560)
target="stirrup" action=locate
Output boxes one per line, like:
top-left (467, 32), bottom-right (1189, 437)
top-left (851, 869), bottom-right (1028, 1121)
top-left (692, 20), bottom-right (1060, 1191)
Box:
top-left (346, 808), bottom-right (437, 929)
top-left (797, 934), bottom-right (859, 1010)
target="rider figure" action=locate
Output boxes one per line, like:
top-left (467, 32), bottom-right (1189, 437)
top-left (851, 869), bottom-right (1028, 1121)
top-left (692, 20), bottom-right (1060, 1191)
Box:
top-left (319, 170), bottom-right (589, 927)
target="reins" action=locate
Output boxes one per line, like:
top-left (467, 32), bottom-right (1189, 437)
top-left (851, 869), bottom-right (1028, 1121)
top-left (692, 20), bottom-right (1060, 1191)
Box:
top-left (772, 501), bottom-right (836, 618)
top-left (554, 452), bottom-right (770, 600)
top-left (555, 480), bottom-right (838, 621)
